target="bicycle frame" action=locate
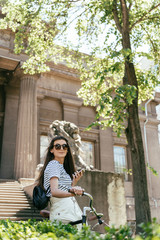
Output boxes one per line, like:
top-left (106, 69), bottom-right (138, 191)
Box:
top-left (70, 192), bottom-right (108, 229)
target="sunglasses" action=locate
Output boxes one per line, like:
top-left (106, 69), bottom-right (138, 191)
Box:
top-left (53, 143), bottom-right (68, 150)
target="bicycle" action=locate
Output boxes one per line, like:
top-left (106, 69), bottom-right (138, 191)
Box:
top-left (40, 191), bottom-right (110, 231)
top-left (69, 192), bottom-right (109, 230)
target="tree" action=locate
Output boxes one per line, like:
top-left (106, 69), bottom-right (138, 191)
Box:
top-left (0, 0), bottom-right (160, 233)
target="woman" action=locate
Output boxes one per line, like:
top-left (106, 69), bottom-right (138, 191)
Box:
top-left (37, 135), bottom-right (84, 225)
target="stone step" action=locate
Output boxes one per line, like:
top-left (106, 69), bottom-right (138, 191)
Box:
top-left (0, 191), bottom-right (30, 199)
top-left (0, 192), bottom-right (27, 197)
top-left (0, 181), bottom-right (21, 184)
top-left (0, 186), bottom-right (23, 189)
top-left (0, 202), bottom-right (33, 208)
top-left (0, 179), bottom-right (19, 182)
top-left (0, 198), bottom-right (32, 203)
top-left (0, 212), bottom-right (41, 217)
top-left (0, 197), bottom-right (31, 202)
top-left (0, 182), bottom-right (20, 185)
top-left (0, 208), bottom-right (39, 213)
top-left (0, 204), bottom-right (33, 209)
top-left (0, 181), bottom-right (22, 186)
top-left (0, 179), bottom-right (42, 221)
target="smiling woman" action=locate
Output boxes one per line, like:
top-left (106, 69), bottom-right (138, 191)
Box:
top-left (37, 135), bottom-right (84, 229)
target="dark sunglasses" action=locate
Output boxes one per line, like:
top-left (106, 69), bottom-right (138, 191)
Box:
top-left (53, 143), bottom-right (68, 150)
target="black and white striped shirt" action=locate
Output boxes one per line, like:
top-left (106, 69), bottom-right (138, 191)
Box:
top-left (44, 160), bottom-right (72, 197)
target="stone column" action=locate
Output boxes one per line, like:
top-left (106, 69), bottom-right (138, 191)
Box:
top-left (99, 128), bottom-right (115, 172)
top-left (14, 75), bottom-right (38, 179)
top-left (37, 94), bottom-right (45, 164)
top-left (0, 90), bottom-right (19, 179)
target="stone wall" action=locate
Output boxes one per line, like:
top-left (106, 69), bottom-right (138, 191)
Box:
top-left (75, 170), bottom-right (127, 229)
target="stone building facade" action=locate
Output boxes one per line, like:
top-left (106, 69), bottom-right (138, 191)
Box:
top-left (0, 27), bottom-right (160, 223)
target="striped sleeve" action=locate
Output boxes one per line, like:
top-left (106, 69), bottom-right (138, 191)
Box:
top-left (45, 160), bottom-right (61, 180)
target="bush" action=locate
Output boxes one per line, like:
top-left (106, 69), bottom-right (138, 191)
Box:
top-left (0, 219), bottom-right (102, 240)
top-left (134, 218), bottom-right (160, 240)
top-left (1, 219), bottom-right (160, 240)
top-left (104, 225), bottom-right (133, 240)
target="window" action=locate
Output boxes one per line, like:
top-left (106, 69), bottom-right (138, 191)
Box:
top-left (156, 104), bottom-right (160, 144)
top-left (113, 146), bottom-right (128, 180)
top-left (81, 141), bottom-right (95, 167)
top-left (40, 135), bottom-right (50, 163)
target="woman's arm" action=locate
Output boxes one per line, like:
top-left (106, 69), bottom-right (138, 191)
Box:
top-left (50, 177), bottom-right (84, 198)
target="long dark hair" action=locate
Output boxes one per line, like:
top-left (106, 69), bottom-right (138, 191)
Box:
top-left (37, 135), bottom-right (76, 188)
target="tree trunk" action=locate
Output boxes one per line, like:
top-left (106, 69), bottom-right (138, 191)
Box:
top-left (125, 101), bottom-right (151, 233)
top-left (119, 1), bottom-right (151, 230)
top-left (123, 47), bottom-right (151, 233)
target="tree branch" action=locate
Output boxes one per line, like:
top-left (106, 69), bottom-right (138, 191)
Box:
top-left (120, 0), bottom-right (129, 31)
top-left (129, 2), bottom-right (132, 11)
top-left (55, 6), bottom-right (89, 39)
top-left (130, 3), bottom-right (160, 30)
top-left (140, 23), bottom-right (157, 58)
top-left (112, 0), bottom-right (122, 34)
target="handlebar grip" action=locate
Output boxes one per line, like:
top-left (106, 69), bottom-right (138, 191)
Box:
top-left (68, 188), bottom-right (74, 193)
top-left (68, 188), bottom-right (85, 196)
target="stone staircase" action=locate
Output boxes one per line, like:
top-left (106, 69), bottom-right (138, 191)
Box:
top-left (0, 179), bottom-right (43, 221)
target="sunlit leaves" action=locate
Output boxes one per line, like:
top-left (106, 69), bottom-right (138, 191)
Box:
top-left (136, 68), bottom-right (160, 103)
top-left (95, 85), bottom-right (137, 136)
top-left (147, 163), bottom-right (159, 176)
top-left (0, 0), bottom-right (160, 136)
top-left (0, 0), bottom-right (60, 74)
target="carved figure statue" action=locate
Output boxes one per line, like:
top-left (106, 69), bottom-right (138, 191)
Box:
top-left (48, 120), bottom-right (90, 170)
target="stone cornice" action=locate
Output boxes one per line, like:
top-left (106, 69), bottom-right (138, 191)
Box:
top-left (13, 68), bottom-right (40, 80)
top-left (139, 114), bottom-right (160, 126)
top-left (41, 64), bottom-right (79, 81)
top-left (61, 97), bottom-right (82, 107)
top-left (112, 132), bottom-right (128, 145)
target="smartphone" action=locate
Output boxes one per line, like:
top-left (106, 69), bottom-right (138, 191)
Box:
top-left (78, 168), bottom-right (85, 173)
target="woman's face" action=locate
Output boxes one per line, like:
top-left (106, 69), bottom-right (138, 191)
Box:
top-left (50, 139), bottom-right (68, 160)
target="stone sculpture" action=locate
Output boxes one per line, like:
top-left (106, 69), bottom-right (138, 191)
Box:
top-left (48, 120), bottom-right (90, 170)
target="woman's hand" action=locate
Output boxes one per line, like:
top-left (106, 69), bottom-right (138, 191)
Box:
top-left (69, 186), bottom-right (85, 196)
top-left (72, 169), bottom-right (84, 186)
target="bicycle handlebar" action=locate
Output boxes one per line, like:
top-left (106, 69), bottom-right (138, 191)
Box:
top-left (82, 192), bottom-right (93, 208)
top-left (82, 192), bottom-right (103, 221)
top-left (68, 189), bottom-right (105, 226)
top-left (68, 189), bottom-right (103, 220)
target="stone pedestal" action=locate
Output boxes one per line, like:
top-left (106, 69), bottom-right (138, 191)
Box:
top-left (14, 75), bottom-right (38, 179)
